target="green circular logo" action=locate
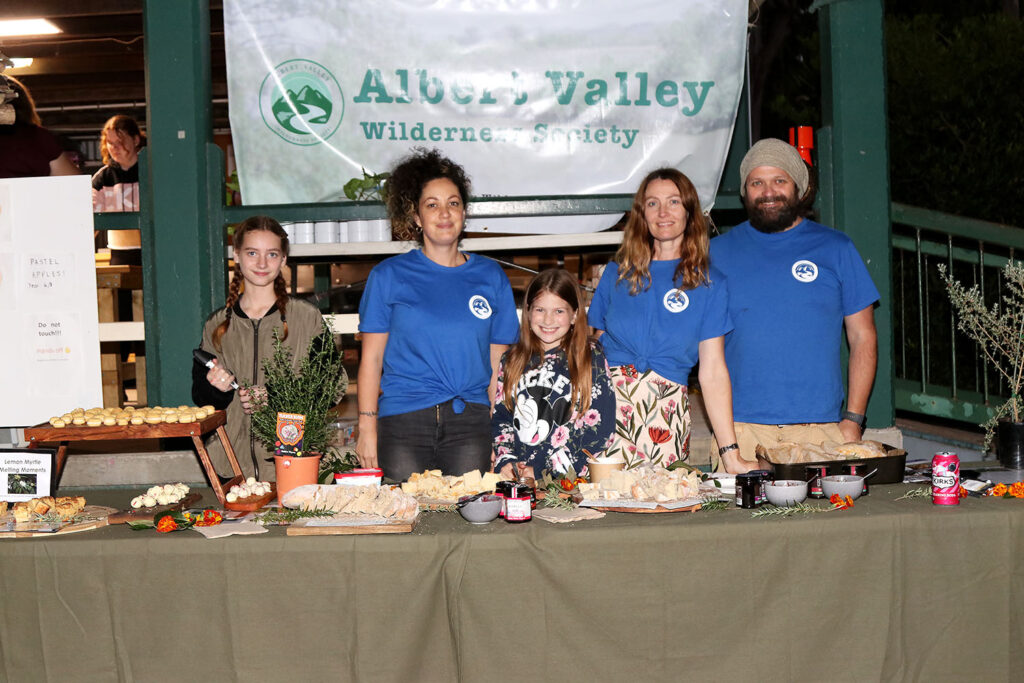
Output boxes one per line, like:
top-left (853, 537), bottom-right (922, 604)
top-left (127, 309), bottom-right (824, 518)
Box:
top-left (259, 59), bottom-right (344, 146)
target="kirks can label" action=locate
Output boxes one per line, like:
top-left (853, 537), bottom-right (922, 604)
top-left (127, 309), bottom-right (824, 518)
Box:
top-left (932, 452), bottom-right (960, 506)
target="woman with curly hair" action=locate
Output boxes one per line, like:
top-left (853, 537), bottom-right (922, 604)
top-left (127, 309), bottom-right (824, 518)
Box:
top-left (356, 148), bottom-right (519, 481)
top-left (588, 168), bottom-right (750, 473)
top-left (192, 215), bottom-right (336, 480)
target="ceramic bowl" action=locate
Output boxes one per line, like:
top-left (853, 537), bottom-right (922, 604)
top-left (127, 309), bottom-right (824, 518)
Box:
top-left (821, 475), bottom-right (864, 501)
top-left (764, 479), bottom-right (808, 507)
top-left (458, 494), bottom-right (503, 524)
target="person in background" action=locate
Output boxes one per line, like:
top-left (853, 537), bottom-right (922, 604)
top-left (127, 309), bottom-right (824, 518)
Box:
top-left (588, 168), bottom-right (749, 473)
top-left (192, 215), bottom-right (339, 481)
top-left (709, 138), bottom-right (879, 469)
top-left (92, 114), bottom-right (146, 265)
top-left (356, 148), bottom-right (519, 482)
top-left (492, 268), bottom-right (615, 480)
top-left (0, 74), bottom-right (79, 178)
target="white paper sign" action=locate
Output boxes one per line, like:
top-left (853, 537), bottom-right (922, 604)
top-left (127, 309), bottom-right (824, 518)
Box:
top-left (0, 176), bottom-right (101, 426)
top-left (224, 0), bottom-right (747, 232)
top-left (0, 448), bottom-right (54, 502)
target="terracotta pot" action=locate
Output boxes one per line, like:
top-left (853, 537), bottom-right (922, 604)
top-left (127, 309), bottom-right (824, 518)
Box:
top-left (274, 453), bottom-right (322, 505)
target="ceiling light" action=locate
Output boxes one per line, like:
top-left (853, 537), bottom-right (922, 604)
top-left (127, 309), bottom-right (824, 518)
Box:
top-left (8, 57), bottom-right (34, 69)
top-left (0, 19), bottom-right (62, 38)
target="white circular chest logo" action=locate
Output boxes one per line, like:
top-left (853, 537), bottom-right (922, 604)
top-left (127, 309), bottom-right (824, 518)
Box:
top-left (791, 260), bottom-right (819, 283)
top-left (468, 295), bottom-right (492, 319)
top-left (663, 288), bottom-right (689, 313)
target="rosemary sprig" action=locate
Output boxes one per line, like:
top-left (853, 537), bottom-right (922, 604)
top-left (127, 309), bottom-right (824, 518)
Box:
top-left (895, 486), bottom-right (931, 500)
top-left (700, 499), bottom-right (729, 511)
top-left (541, 491), bottom-right (577, 510)
top-left (750, 502), bottom-right (835, 518)
top-left (253, 507), bottom-right (335, 525)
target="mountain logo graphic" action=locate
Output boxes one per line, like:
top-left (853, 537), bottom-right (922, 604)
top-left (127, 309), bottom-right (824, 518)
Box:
top-left (259, 59), bottom-right (344, 146)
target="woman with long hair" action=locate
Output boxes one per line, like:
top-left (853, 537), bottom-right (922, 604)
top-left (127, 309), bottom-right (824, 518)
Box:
top-left (0, 74), bottom-right (78, 178)
top-left (92, 114), bottom-right (147, 263)
top-left (588, 168), bottom-right (750, 473)
top-left (192, 215), bottom-right (338, 480)
top-left (356, 148), bottom-right (519, 482)
top-left (492, 268), bottom-right (614, 479)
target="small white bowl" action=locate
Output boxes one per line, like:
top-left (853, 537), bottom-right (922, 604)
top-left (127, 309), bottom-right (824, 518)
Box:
top-left (821, 475), bottom-right (864, 501)
top-left (764, 479), bottom-right (808, 507)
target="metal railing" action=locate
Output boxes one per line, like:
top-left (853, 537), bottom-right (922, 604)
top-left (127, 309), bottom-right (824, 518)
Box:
top-left (891, 203), bottom-right (1024, 422)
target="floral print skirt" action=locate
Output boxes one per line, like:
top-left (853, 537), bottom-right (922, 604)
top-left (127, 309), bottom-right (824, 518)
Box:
top-left (605, 365), bottom-right (690, 468)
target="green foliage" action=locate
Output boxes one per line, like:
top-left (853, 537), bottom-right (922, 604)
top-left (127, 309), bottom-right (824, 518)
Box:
top-left (938, 261), bottom-right (1024, 448)
top-left (318, 449), bottom-right (359, 484)
top-left (343, 168), bottom-right (389, 202)
top-left (249, 323), bottom-right (348, 455)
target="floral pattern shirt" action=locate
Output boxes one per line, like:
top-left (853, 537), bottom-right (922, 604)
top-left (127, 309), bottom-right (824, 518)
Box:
top-left (492, 344), bottom-right (615, 475)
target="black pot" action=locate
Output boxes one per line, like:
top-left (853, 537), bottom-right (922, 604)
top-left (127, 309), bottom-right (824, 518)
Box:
top-left (996, 420), bottom-right (1024, 470)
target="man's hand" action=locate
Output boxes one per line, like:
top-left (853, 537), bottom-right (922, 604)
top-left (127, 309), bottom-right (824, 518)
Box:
top-left (839, 419), bottom-right (864, 443)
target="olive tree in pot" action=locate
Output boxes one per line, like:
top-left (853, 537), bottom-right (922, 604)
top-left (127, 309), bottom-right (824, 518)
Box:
top-left (249, 323), bottom-right (349, 499)
top-left (939, 261), bottom-right (1024, 468)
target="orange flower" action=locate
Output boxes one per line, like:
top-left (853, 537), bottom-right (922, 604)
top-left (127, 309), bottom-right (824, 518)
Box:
top-left (829, 493), bottom-right (854, 510)
top-left (1011, 482), bottom-right (1024, 499)
top-left (829, 493), bottom-right (841, 505)
top-left (559, 478), bottom-right (575, 492)
top-left (648, 426), bottom-right (672, 444)
top-left (990, 483), bottom-right (1008, 497)
top-left (156, 516), bottom-right (178, 533)
top-left (958, 486), bottom-right (969, 498)
top-left (844, 495), bottom-right (855, 508)
top-left (195, 509), bottom-right (223, 527)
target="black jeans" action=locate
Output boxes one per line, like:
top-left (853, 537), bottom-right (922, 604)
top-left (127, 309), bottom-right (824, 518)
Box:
top-left (378, 401), bottom-right (491, 482)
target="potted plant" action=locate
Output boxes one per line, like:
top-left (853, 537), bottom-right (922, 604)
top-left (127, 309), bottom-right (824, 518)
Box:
top-left (342, 167), bottom-right (389, 202)
top-left (939, 261), bottom-right (1024, 467)
top-left (249, 322), bottom-right (349, 498)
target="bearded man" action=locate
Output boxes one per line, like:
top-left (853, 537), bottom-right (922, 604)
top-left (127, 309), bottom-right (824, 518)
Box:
top-left (708, 138), bottom-right (879, 469)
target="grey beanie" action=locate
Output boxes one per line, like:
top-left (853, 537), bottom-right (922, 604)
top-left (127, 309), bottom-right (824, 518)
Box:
top-left (739, 138), bottom-right (809, 198)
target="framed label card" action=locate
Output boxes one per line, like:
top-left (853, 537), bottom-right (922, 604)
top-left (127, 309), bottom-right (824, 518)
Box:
top-left (0, 448), bottom-right (54, 501)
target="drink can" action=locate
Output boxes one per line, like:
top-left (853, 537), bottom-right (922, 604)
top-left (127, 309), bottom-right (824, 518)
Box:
top-left (932, 452), bottom-right (960, 505)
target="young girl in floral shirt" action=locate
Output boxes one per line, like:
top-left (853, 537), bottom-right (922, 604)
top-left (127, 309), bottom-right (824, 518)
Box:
top-left (492, 269), bottom-right (615, 479)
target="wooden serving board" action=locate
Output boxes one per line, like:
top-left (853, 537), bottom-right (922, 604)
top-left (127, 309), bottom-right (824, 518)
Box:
top-left (24, 412), bottom-right (226, 443)
top-left (224, 485), bottom-right (276, 512)
top-left (286, 516), bottom-right (417, 535)
top-left (0, 505), bottom-right (117, 539)
top-left (107, 492), bottom-right (202, 524)
top-left (589, 502), bottom-right (702, 514)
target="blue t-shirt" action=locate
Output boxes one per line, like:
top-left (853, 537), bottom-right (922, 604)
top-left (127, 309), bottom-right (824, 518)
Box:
top-left (710, 219), bottom-right (880, 424)
top-left (359, 249), bottom-right (520, 417)
top-left (587, 259), bottom-right (733, 385)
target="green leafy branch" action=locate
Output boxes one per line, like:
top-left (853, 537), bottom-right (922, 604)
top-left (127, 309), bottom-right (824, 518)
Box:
top-left (249, 322), bottom-right (348, 455)
top-left (938, 261), bottom-right (1024, 448)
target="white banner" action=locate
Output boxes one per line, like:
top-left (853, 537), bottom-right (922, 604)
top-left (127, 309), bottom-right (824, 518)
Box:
top-left (0, 176), bottom-right (101, 427)
top-left (225, 0), bottom-right (747, 233)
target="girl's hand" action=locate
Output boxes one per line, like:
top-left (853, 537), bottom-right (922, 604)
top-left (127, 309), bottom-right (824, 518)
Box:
top-left (356, 432), bottom-right (379, 469)
top-left (205, 359), bottom-right (236, 393)
top-left (238, 386), bottom-right (266, 415)
top-left (498, 462), bottom-right (517, 479)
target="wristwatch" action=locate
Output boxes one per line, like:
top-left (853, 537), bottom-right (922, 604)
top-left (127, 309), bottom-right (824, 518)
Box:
top-left (841, 410), bottom-right (866, 429)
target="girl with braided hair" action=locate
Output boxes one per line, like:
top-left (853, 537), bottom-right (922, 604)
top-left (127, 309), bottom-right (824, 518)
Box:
top-left (192, 215), bottom-right (333, 480)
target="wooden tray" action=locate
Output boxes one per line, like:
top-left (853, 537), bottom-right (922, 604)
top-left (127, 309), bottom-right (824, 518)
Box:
top-left (107, 492), bottom-right (202, 524)
top-left (286, 515), bottom-right (417, 535)
top-left (588, 502), bottom-right (702, 514)
top-left (224, 485), bottom-right (276, 512)
top-left (0, 505), bottom-right (117, 539)
top-left (24, 411), bottom-right (226, 443)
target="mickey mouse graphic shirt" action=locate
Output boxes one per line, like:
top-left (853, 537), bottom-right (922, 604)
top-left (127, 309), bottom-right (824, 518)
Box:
top-left (492, 344), bottom-right (615, 475)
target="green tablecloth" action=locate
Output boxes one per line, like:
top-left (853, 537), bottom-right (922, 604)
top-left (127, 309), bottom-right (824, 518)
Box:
top-left (1, 486), bottom-right (1021, 682)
